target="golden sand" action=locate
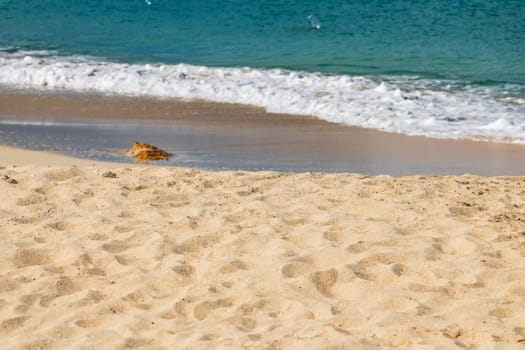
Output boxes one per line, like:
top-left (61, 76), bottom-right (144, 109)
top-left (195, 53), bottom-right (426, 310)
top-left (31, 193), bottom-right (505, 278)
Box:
top-left (0, 147), bottom-right (524, 349)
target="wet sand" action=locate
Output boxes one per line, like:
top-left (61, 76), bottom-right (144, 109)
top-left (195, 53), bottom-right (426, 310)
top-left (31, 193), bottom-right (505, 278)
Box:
top-left (1, 91), bottom-right (524, 175)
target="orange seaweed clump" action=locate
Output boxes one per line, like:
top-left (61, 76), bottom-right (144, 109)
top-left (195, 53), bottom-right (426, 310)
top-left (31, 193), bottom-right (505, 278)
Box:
top-left (126, 141), bottom-right (172, 161)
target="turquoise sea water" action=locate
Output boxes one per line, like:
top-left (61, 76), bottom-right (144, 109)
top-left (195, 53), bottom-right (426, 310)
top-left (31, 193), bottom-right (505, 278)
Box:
top-left (0, 0), bottom-right (524, 142)
top-left (2, 0), bottom-right (524, 83)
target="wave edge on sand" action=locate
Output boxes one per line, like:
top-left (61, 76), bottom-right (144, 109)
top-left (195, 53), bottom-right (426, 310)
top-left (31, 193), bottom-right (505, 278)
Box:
top-left (1, 51), bottom-right (524, 144)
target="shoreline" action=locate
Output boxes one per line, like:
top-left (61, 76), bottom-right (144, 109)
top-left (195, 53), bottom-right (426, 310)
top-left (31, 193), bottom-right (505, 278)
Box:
top-left (1, 91), bottom-right (525, 176)
top-left (0, 144), bottom-right (119, 167)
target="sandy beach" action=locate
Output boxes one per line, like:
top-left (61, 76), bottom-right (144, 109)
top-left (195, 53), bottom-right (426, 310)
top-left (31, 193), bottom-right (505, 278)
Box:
top-left (1, 145), bottom-right (524, 349)
top-left (2, 1), bottom-right (525, 347)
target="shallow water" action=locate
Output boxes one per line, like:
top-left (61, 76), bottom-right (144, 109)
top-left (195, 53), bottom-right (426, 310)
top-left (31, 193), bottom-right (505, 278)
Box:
top-left (1, 116), bottom-right (524, 175)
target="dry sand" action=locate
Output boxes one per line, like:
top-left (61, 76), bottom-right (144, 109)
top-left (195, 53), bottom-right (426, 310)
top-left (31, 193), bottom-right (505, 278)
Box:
top-left (1, 146), bottom-right (524, 349)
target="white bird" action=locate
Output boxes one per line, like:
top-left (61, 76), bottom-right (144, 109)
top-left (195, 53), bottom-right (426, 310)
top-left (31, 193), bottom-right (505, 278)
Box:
top-left (308, 15), bottom-right (320, 30)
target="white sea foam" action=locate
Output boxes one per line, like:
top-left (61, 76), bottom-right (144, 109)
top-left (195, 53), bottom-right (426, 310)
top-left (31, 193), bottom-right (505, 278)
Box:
top-left (0, 51), bottom-right (524, 143)
top-left (0, 119), bottom-right (101, 128)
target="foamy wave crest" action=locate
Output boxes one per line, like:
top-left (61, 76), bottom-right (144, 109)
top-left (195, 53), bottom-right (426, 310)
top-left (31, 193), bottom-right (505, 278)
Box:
top-left (1, 51), bottom-right (524, 143)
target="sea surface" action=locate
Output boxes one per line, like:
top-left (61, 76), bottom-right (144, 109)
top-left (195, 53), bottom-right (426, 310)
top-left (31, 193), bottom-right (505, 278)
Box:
top-left (1, 0), bottom-right (524, 143)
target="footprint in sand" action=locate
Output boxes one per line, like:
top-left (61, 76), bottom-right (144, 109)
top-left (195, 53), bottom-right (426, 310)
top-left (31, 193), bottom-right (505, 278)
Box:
top-left (219, 260), bottom-right (248, 274)
top-left (193, 298), bottom-right (235, 320)
top-left (15, 294), bottom-right (39, 313)
top-left (281, 262), bottom-right (312, 278)
top-left (408, 283), bottom-right (456, 297)
top-left (380, 296), bottom-right (419, 313)
top-left (76, 253), bottom-right (106, 276)
top-left (39, 276), bottom-right (79, 307)
top-left (489, 308), bottom-right (518, 319)
top-left (0, 316), bottom-right (30, 333)
top-left (227, 315), bottom-right (257, 332)
top-left (435, 236), bottom-right (478, 256)
top-left (311, 269), bottom-right (338, 297)
top-left (123, 289), bottom-right (152, 310)
top-left (0, 278), bottom-right (18, 294)
top-left (346, 263), bottom-right (374, 281)
top-left (172, 263), bottom-right (195, 278)
top-left (44, 166), bottom-right (83, 182)
top-left (323, 231), bottom-right (345, 247)
top-left (72, 189), bottom-right (95, 206)
top-left (47, 221), bottom-right (71, 231)
top-left (347, 241), bottom-right (373, 254)
top-left (77, 290), bottom-right (105, 306)
top-left (125, 338), bottom-right (154, 348)
top-left (75, 319), bottom-right (100, 328)
top-left (13, 249), bottom-right (51, 268)
top-left (172, 234), bottom-right (221, 255)
top-left (162, 296), bottom-right (197, 319)
top-left (16, 193), bottom-right (46, 206)
top-left (102, 240), bottom-right (132, 253)
top-left (19, 340), bottom-right (52, 350)
top-left (11, 214), bottom-right (45, 225)
top-left (391, 263), bottom-right (407, 277)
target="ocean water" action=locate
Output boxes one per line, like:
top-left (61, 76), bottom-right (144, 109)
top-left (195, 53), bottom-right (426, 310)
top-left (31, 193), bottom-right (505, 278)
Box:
top-left (1, 0), bottom-right (524, 143)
